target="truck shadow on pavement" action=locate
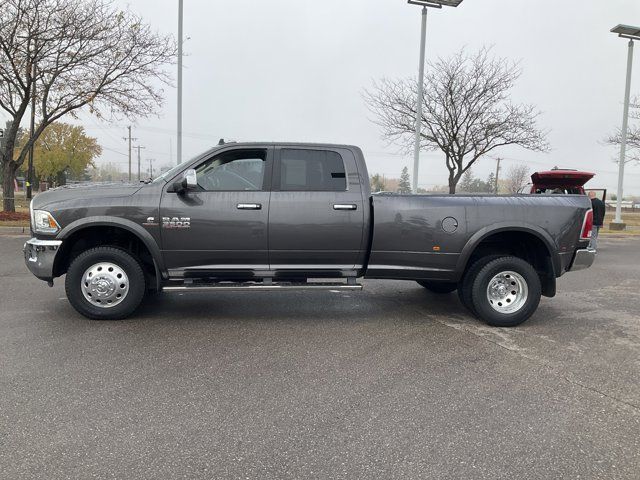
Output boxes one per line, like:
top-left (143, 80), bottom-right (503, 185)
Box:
top-left (131, 282), bottom-right (482, 326)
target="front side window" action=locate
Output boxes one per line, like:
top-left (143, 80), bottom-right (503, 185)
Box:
top-left (196, 150), bottom-right (266, 191)
top-left (279, 149), bottom-right (346, 191)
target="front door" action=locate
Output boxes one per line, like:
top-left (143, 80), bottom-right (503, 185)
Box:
top-left (268, 146), bottom-right (366, 272)
top-left (160, 147), bottom-right (273, 275)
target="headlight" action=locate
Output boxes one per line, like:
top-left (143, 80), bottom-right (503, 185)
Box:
top-left (32, 210), bottom-right (60, 234)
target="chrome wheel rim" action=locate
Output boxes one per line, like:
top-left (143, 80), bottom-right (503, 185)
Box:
top-left (486, 270), bottom-right (528, 314)
top-left (81, 262), bottom-right (129, 308)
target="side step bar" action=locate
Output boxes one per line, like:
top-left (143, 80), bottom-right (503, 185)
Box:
top-left (163, 280), bottom-right (363, 292)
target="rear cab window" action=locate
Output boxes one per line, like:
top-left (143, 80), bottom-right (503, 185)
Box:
top-left (277, 149), bottom-right (347, 191)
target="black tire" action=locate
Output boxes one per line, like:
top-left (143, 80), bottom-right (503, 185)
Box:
top-left (458, 255), bottom-right (502, 315)
top-left (65, 246), bottom-right (146, 320)
top-left (416, 281), bottom-right (457, 294)
top-left (470, 256), bottom-right (541, 327)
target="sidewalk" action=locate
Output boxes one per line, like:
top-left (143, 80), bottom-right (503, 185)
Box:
top-left (0, 225), bottom-right (29, 236)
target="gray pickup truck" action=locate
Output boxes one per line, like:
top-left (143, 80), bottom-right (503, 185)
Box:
top-left (24, 142), bottom-right (595, 326)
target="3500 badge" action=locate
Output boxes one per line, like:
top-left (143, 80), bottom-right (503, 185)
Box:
top-left (162, 217), bottom-right (191, 229)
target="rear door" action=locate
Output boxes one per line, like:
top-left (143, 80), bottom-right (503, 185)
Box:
top-left (159, 146), bottom-right (273, 274)
top-left (268, 146), bottom-right (366, 271)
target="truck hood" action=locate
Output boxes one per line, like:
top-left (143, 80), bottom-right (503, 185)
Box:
top-left (32, 183), bottom-right (143, 210)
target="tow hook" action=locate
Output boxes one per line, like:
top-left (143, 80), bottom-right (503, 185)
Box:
top-left (47, 280), bottom-right (54, 287)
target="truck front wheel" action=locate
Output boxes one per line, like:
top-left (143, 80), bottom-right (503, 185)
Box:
top-left (470, 256), bottom-right (541, 327)
top-left (65, 247), bottom-right (146, 320)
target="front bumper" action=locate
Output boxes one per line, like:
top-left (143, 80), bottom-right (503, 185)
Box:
top-left (23, 238), bottom-right (62, 281)
top-left (568, 247), bottom-right (596, 272)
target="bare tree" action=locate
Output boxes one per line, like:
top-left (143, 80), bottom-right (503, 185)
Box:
top-left (605, 95), bottom-right (640, 165)
top-left (0, 0), bottom-right (176, 211)
top-left (364, 48), bottom-right (549, 194)
top-left (504, 164), bottom-right (530, 193)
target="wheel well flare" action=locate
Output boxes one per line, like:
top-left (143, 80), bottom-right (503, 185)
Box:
top-left (465, 230), bottom-right (555, 296)
top-left (53, 226), bottom-right (155, 279)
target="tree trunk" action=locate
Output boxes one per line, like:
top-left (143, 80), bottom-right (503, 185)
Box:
top-left (1, 122), bottom-right (20, 212)
top-left (2, 161), bottom-right (17, 212)
top-left (448, 173), bottom-right (459, 194)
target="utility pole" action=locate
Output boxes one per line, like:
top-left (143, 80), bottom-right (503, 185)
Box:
top-left (27, 60), bottom-right (36, 199)
top-left (412, 6), bottom-right (428, 194)
top-left (122, 126), bottom-right (137, 182)
top-left (133, 145), bottom-right (145, 181)
top-left (494, 157), bottom-right (502, 194)
top-left (1, 121), bottom-right (11, 147)
top-left (147, 158), bottom-right (155, 179)
top-left (177, 0), bottom-right (183, 165)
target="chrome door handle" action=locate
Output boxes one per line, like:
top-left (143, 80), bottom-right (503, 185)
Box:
top-left (333, 204), bottom-right (357, 210)
top-left (237, 203), bottom-right (262, 210)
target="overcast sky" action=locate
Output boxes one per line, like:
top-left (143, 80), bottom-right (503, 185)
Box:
top-left (68, 0), bottom-right (640, 193)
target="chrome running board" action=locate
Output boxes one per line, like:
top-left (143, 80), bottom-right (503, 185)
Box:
top-left (162, 280), bottom-right (362, 292)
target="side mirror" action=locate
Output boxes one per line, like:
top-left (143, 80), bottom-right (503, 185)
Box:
top-left (172, 169), bottom-right (198, 194)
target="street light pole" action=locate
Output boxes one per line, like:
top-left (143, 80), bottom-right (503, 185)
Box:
top-left (614, 39), bottom-right (634, 225)
top-left (177, 0), bottom-right (183, 166)
top-left (412, 6), bottom-right (427, 194)
top-left (406, 0), bottom-right (463, 193)
top-left (610, 25), bottom-right (640, 229)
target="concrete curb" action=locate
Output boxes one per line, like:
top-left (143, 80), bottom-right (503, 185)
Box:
top-left (0, 226), bottom-right (29, 236)
top-left (600, 232), bottom-right (640, 238)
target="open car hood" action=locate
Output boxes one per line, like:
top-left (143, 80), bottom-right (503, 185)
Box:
top-left (531, 170), bottom-right (595, 188)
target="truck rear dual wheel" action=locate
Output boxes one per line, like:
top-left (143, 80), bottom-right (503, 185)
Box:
top-left (466, 256), bottom-right (541, 327)
top-left (458, 255), bottom-right (502, 316)
top-left (65, 247), bottom-right (146, 320)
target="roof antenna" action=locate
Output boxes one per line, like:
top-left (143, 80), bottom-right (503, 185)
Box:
top-left (218, 138), bottom-right (225, 145)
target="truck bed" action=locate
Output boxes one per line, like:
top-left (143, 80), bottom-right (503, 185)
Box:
top-left (366, 194), bottom-right (592, 281)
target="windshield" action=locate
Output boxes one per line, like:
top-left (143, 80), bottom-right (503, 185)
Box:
top-left (152, 162), bottom-right (189, 184)
top-left (152, 146), bottom-right (225, 184)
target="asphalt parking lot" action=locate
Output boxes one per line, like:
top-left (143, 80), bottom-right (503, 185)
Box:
top-left (1, 234), bottom-right (639, 479)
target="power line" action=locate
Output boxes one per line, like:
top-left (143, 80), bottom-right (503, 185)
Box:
top-left (87, 118), bottom-right (125, 145)
top-left (101, 146), bottom-right (128, 157)
top-left (145, 148), bottom-right (170, 157)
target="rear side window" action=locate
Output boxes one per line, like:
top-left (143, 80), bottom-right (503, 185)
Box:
top-left (279, 149), bottom-right (346, 191)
